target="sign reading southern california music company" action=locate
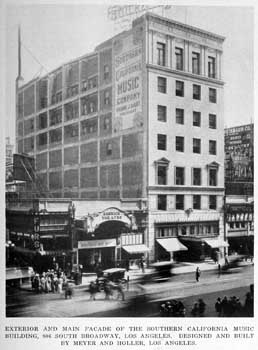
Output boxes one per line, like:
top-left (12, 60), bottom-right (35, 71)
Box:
top-left (113, 27), bottom-right (143, 130)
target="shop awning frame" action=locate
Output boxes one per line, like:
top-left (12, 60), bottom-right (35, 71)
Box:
top-left (122, 244), bottom-right (150, 254)
top-left (157, 238), bottom-right (188, 252)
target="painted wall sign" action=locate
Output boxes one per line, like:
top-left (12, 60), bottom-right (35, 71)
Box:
top-left (113, 30), bottom-right (143, 131)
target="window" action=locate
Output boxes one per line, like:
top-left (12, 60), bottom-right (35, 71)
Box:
top-left (158, 77), bottom-right (167, 93)
top-left (209, 195), bottom-right (217, 210)
top-left (192, 52), bottom-right (200, 74)
top-left (209, 140), bottom-right (217, 155)
top-left (175, 167), bottom-right (184, 185)
top-left (64, 101), bottom-right (79, 121)
top-left (175, 47), bottom-right (183, 70)
top-left (104, 91), bottom-right (110, 105)
top-left (103, 116), bottom-right (111, 130)
top-left (49, 128), bottom-right (62, 144)
top-left (193, 84), bottom-right (201, 100)
top-left (193, 111), bottom-right (201, 127)
top-left (157, 134), bottom-right (167, 150)
top-left (158, 194), bottom-right (167, 210)
top-left (157, 165), bottom-right (167, 185)
top-left (38, 113), bottom-right (47, 130)
top-left (176, 136), bottom-right (184, 152)
top-left (81, 118), bottom-right (98, 137)
top-left (209, 88), bottom-right (217, 103)
top-left (104, 65), bottom-right (110, 80)
top-left (176, 80), bottom-right (184, 97)
top-left (193, 138), bottom-right (201, 154)
top-left (192, 168), bottom-right (201, 185)
top-left (176, 108), bottom-right (184, 124)
top-left (38, 133), bottom-right (47, 147)
top-left (49, 108), bottom-right (62, 126)
top-left (208, 56), bottom-right (216, 78)
top-left (193, 195), bottom-right (201, 210)
top-left (106, 142), bottom-right (112, 156)
top-left (176, 195), bottom-right (184, 210)
top-left (209, 114), bottom-right (217, 129)
top-left (89, 102), bottom-right (96, 113)
top-left (64, 123), bottom-right (79, 140)
top-left (157, 42), bottom-right (166, 66)
top-left (209, 168), bottom-right (217, 186)
top-left (157, 105), bottom-right (167, 122)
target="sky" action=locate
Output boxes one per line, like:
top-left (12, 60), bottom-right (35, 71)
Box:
top-left (4, 2), bottom-right (254, 145)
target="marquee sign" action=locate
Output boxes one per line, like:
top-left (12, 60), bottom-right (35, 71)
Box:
top-left (87, 207), bottom-right (132, 232)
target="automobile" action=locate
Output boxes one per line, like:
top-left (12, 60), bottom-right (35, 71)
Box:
top-left (141, 261), bottom-right (173, 284)
top-left (96, 268), bottom-right (127, 291)
top-left (220, 255), bottom-right (245, 272)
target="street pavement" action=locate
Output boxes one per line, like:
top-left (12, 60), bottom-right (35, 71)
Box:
top-left (6, 262), bottom-right (253, 317)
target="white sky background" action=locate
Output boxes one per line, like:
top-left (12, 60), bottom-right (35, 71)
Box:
top-left (5, 3), bottom-right (254, 144)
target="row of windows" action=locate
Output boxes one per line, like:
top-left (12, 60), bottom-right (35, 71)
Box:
top-left (156, 222), bottom-right (219, 238)
top-left (158, 105), bottom-right (217, 128)
top-left (157, 77), bottom-right (217, 103)
top-left (157, 42), bottom-right (217, 79)
top-left (157, 134), bottom-right (217, 155)
top-left (157, 166), bottom-right (218, 187)
top-left (157, 194), bottom-right (217, 211)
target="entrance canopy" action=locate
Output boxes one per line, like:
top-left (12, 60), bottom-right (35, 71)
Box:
top-left (78, 238), bottom-right (116, 249)
top-left (204, 238), bottom-right (229, 248)
top-left (122, 244), bottom-right (150, 254)
top-left (157, 238), bottom-right (188, 252)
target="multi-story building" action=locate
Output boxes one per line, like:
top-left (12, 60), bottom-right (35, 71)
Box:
top-left (224, 124), bottom-right (254, 256)
top-left (14, 13), bottom-right (226, 269)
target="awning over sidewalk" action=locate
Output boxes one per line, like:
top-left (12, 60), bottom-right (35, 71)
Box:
top-left (122, 244), bottom-right (150, 254)
top-left (157, 238), bottom-right (188, 252)
top-left (203, 238), bottom-right (229, 248)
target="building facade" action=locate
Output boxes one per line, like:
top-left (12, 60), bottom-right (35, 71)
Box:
top-left (224, 124), bottom-right (254, 256)
top-left (14, 13), bottom-right (226, 269)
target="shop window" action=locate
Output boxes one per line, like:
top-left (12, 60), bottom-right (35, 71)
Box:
top-left (176, 195), bottom-right (184, 210)
top-left (181, 226), bottom-right (187, 235)
top-left (175, 167), bottom-right (184, 185)
top-left (209, 88), bottom-right (217, 103)
top-left (176, 136), bottom-right (184, 152)
top-left (157, 77), bottom-right (167, 93)
top-left (193, 138), bottom-right (201, 154)
top-left (175, 47), bottom-right (183, 70)
top-left (193, 84), bottom-right (201, 100)
top-left (190, 226), bottom-right (195, 235)
top-left (157, 105), bottom-right (167, 122)
top-left (176, 108), bottom-right (184, 124)
top-left (193, 195), bottom-right (201, 210)
top-left (209, 168), bottom-right (217, 186)
top-left (209, 195), bottom-right (217, 210)
top-left (157, 194), bottom-right (167, 210)
top-left (192, 168), bottom-right (201, 185)
top-left (193, 111), bottom-right (201, 127)
top-left (157, 42), bottom-right (166, 66)
top-left (157, 134), bottom-right (167, 151)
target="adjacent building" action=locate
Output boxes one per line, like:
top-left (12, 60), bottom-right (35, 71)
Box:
top-left (13, 13), bottom-right (226, 270)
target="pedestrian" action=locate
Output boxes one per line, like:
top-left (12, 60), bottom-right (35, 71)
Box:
top-left (215, 297), bottom-right (222, 316)
top-left (195, 267), bottom-right (201, 282)
top-left (191, 302), bottom-right (199, 317)
top-left (64, 281), bottom-right (73, 299)
top-left (103, 280), bottom-right (112, 300)
top-left (218, 263), bottom-right (221, 277)
top-left (221, 296), bottom-right (228, 316)
top-left (116, 281), bottom-right (125, 301)
top-left (198, 299), bottom-right (206, 317)
top-left (140, 256), bottom-right (145, 273)
top-left (125, 269), bottom-right (130, 290)
top-left (89, 281), bottom-right (97, 300)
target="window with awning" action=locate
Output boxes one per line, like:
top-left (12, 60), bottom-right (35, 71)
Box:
top-left (157, 238), bottom-right (188, 252)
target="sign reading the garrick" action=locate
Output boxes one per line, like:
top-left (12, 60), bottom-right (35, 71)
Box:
top-left (88, 207), bottom-right (132, 232)
top-left (113, 28), bottom-right (143, 131)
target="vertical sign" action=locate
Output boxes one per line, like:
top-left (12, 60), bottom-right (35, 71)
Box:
top-left (113, 28), bottom-right (143, 131)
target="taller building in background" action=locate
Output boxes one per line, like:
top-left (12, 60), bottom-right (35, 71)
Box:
top-left (224, 124), bottom-right (254, 256)
top-left (14, 13), bottom-right (225, 265)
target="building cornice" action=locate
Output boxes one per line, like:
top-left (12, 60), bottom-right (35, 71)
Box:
top-left (147, 64), bottom-right (225, 86)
